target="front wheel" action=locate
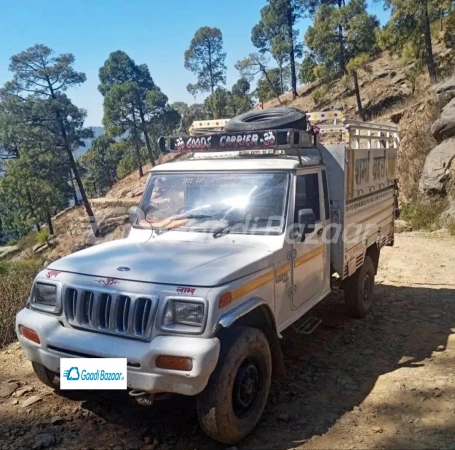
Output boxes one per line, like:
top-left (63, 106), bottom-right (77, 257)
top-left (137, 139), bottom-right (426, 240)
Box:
top-left (196, 326), bottom-right (272, 445)
top-left (32, 362), bottom-right (60, 390)
top-left (343, 255), bottom-right (375, 318)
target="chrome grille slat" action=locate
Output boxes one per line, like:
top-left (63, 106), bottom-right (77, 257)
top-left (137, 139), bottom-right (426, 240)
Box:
top-left (63, 287), bottom-right (156, 341)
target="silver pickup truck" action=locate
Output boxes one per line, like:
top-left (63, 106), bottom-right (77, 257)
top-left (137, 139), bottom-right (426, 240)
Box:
top-left (16, 108), bottom-right (399, 444)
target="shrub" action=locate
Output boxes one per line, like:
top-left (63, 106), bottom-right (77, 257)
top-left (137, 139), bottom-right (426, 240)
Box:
top-left (400, 197), bottom-right (449, 231)
top-left (6, 238), bottom-right (18, 246)
top-left (312, 85), bottom-right (329, 106)
top-left (0, 259), bottom-right (42, 348)
top-left (36, 229), bottom-right (50, 245)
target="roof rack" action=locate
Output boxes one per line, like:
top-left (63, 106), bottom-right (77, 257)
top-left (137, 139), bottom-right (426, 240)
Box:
top-left (158, 128), bottom-right (321, 167)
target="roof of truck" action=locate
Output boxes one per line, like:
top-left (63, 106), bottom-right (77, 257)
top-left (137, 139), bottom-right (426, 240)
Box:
top-left (152, 156), bottom-right (321, 172)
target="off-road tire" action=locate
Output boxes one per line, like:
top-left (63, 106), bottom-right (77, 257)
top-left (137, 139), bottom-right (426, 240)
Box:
top-left (344, 255), bottom-right (375, 318)
top-left (196, 326), bottom-right (272, 444)
top-left (225, 107), bottom-right (307, 132)
top-left (32, 362), bottom-right (60, 390)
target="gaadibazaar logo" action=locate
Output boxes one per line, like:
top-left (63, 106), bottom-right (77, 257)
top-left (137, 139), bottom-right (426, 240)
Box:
top-left (60, 358), bottom-right (127, 390)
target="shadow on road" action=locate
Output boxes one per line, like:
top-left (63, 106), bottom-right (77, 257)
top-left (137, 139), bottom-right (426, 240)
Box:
top-left (2, 282), bottom-right (455, 449)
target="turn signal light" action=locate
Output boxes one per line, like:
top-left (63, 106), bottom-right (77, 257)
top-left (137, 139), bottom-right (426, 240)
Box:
top-left (156, 355), bottom-right (193, 371)
top-left (19, 325), bottom-right (40, 344)
top-left (219, 292), bottom-right (233, 308)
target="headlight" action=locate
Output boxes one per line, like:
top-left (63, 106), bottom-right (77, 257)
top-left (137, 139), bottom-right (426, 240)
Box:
top-left (31, 283), bottom-right (60, 314)
top-left (161, 299), bottom-right (207, 334)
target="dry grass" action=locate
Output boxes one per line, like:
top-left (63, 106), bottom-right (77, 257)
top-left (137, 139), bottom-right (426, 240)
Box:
top-left (395, 96), bottom-right (438, 202)
top-left (0, 259), bottom-right (42, 348)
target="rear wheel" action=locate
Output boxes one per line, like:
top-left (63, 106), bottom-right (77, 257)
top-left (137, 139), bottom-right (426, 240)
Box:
top-left (344, 255), bottom-right (375, 318)
top-left (196, 326), bottom-right (272, 444)
top-left (32, 362), bottom-right (60, 390)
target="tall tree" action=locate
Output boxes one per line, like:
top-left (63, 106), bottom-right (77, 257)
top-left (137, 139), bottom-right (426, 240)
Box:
top-left (376, 0), bottom-right (441, 83)
top-left (252, 0), bottom-right (303, 98)
top-left (184, 27), bottom-right (227, 100)
top-left (170, 102), bottom-right (208, 133)
top-left (99, 51), bottom-right (178, 167)
top-left (0, 45), bottom-right (97, 234)
top-left (79, 135), bottom-right (121, 196)
top-left (236, 53), bottom-right (283, 104)
top-left (306, 0), bottom-right (379, 75)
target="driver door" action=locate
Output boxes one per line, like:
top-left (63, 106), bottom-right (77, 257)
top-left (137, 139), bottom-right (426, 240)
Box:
top-left (292, 170), bottom-right (328, 309)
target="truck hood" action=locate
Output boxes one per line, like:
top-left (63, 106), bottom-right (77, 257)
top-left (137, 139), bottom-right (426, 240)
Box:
top-left (48, 239), bottom-right (273, 287)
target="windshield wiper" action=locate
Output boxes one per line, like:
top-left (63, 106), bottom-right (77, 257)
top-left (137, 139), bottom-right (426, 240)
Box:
top-left (213, 225), bottom-right (232, 239)
top-left (179, 214), bottom-right (213, 219)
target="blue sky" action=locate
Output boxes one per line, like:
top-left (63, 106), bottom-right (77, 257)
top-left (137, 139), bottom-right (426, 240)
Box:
top-left (0, 0), bottom-right (390, 126)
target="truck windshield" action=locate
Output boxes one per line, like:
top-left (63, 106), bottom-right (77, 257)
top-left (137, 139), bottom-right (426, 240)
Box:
top-left (140, 172), bottom-right (289, 235)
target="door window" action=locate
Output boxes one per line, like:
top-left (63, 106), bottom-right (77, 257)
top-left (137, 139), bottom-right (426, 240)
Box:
top-left (294, 173), bottom-right (321, 223)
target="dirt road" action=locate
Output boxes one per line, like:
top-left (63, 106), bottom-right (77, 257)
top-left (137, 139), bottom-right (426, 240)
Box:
top-left (1, 232), bottom-right (455, 450)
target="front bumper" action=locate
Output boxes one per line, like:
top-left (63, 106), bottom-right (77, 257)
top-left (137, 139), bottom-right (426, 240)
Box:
top-left (16, 308), bottom-right (220, 396)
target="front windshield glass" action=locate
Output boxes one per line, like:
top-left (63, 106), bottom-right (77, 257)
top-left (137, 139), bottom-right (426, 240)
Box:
top-left (140, 172), bottom-right (289, 235)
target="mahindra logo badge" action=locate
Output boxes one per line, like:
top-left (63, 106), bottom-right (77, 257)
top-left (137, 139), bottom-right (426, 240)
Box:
top-left (117, 267), bottom-right (130, 272)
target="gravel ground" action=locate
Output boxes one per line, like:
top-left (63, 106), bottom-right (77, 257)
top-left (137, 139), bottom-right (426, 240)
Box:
top-left (1, 232), bottom-right (455, 450)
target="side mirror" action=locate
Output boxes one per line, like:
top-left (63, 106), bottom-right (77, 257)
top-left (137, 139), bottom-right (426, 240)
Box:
top-left (128, 206), bottom-right (145, 225)
top-left (298, 208), bottom-right (316, 241)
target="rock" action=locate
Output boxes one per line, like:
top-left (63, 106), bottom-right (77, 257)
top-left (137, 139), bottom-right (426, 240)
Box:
top-left (419, 138), bottom-right (455, 195)
top-left (395, 220), bottom-right (412, 233)
top-left (21, 395), bottom-right (42, 408)
top-left (15, 386), bottom-right (34, 397)
top-left (0, 244), bottom-right (20, 259)
top-left (431, 98), bottom-right (455, 143)
top-left (278, 413), bottom-right (290, 423)
top-left (372, 70), bottom-right (390, 81)
top-left (50, 416), bottom-right (65, 425)
top-left (34, 433), bottom-right (56, 449)
top-left (372, 426), bottom-right (383, 433)
top-left (10, 399), bottom-right (19, 405)
top-left (433, 77), bottom-right (455, 108)
top-left (391, 74), bottom-right (406, 85)
top-left (100, 206), bottom-right (128, 221)
top-left (0, 382), bottom-right (19, 398)
top-left (440, 201), bottom-right (455, 227)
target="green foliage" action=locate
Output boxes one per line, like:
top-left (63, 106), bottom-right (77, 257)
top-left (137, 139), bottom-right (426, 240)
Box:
top-left (184, 27), bottom-right (227, 96)
top-left (0, 259), bottom-right (42, 348)
top-left (251, 0), bottom-right (303, 96)
top-left (305, 0), bottom-right (380, 75)
top-left (299, 55), bottom-right (317, 84)
top-left (449, 223), bottom-right (455, 236)
top-left (400, 197), bottom-right (449, 230)
top-left (444, 12), bottom-right (455, 48)
top-left (311, 85), bottom-right (329, 105)
top-left (170, 102), bottom-right (208, 133)
top-left (6, 239), bottom-right (18, 246)
top-left (99, 51), bottom-right (180, 166)
top-left (203, 78), bottom-right (254, 118)
top-left (257, 68), bottom-right (289, 102)
top-left (79, 135), bottom-right (123, 196)
top-left (36, 229), bottom-right (50, 245)
top-left (236, 53), bottom-right (282, 102)
top-left (313, 64), bottom-right (330, 81)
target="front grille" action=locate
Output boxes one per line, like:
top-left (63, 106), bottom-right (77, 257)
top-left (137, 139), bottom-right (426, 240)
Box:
top-left (64, 287), bottom-right (157, 340)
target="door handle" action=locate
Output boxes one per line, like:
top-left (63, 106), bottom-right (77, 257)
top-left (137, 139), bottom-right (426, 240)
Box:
top-left (317, 228), bottom-right (323, 236)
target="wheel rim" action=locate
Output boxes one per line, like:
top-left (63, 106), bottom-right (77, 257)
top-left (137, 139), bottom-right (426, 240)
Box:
top-left (363, 274), bottom-right (373, 303)
top-left (232, 359), bottom-right (261, 419)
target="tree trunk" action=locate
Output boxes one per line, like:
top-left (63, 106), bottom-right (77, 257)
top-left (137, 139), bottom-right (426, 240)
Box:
top-left (337, 0), bottom-right (346, 73)
top-left (35, 221), bottom-right (41, 232)
top-left (279, 65), bottom-right (284, 95)
top-left (353, 71), bottom-right (365, 121)
top-left (68, 168), bottom-right (78, 205)
top-left (26, 189), bottom-right (41, 233)
top-left (422, 0), bottom-right (438, 84)
top-left (286, 0), bottom-right (298, 98)
top-left (134, 135), bottom-right (144, 177)
top-left (47, 79), bottom-right (97, 234)
top-left (46, 210), bottom-right (54, 236)
top-left (138, 108), bottom-right (156, 167)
